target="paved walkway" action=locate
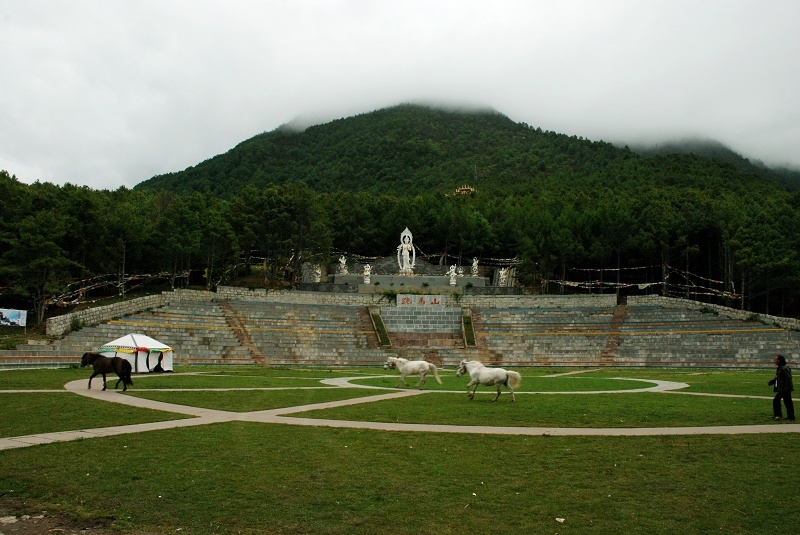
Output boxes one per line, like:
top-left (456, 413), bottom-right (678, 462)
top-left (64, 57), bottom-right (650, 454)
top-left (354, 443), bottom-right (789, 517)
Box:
top-left (1, 373), bottom-right (797, 451)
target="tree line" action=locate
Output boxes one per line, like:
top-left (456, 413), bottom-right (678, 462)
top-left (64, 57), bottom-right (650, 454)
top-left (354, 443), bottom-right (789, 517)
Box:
top-left (2, 162), bottom-right (799, 325)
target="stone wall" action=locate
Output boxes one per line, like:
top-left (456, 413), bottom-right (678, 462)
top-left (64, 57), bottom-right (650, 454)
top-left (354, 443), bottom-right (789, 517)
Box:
top-left (48, 285), bottom-right (796, 339)
top-left (333, 273), bottom-right (489, 289)
top-left (458, 294), bottom-right (617, 309)
top-left (45, 289), bottom-right (214, 337)
top-left (381, 306), bottom-right (463, 333)
top-left (628, 295), bottom-right (800, 331)
top-left (47, 288), bottom-right (621, 338)
top-left (214, 287), bottom-right (618, 310)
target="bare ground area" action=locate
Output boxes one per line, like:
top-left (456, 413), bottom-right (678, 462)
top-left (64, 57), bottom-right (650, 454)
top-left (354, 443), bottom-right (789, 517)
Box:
top-left (0, 498), bottom-right (155, 535)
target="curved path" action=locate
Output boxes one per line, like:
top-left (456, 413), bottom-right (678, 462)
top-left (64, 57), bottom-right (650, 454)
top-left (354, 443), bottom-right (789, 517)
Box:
top-left (1, 373), bottom-right (798, 451)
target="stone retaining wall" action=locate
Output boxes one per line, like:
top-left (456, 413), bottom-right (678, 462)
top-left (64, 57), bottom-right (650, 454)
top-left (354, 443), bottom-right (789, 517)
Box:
top-left (46, 287), bottom-right (621, 337)
top-left (381, 306), bottom-right (462, 333)
top-left (45, 289), bottom-right (213, 337)
top-left (628, 295), bottom-right (800, 331)
top-left (47, 285), bottom-right (798, 339)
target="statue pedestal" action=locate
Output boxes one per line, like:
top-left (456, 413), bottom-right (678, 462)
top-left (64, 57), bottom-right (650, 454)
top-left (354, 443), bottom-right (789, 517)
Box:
top-left (332, 274), bottom-right (488, 293)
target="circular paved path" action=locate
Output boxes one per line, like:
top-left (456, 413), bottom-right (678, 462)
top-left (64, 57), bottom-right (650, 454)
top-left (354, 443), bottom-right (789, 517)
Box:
top-left (1, 372), bottom-right (797, 451)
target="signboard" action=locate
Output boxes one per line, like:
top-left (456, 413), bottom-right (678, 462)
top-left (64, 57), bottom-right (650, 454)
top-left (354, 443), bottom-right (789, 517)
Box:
top-left (0, 309), bottom-right (27, 327)
top-left (397, 294), bottom-right (445, 307)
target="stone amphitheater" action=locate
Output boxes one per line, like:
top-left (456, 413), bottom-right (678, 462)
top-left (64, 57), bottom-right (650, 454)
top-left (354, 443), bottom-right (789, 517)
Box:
top-left (2, 285), bottom-right (799, 369)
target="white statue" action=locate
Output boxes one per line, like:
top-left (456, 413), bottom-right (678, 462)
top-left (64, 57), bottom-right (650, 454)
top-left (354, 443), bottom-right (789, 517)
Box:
top-left (498, 267), bottom-right (508, 286)
top-left (363, 264), bottom-right (371, 284)
top-left (339, 255), bottom-right (348, 275)
top-left (397, 227), bottom-right (416, 276)
top-left (471, 257), bottom-right (479, 276)
top-left (448, 264), bottom-right (457, 286)
top-left (312, 265), bottom-right (321, 283)
top-left (457, 266), bottom-right (464, 277)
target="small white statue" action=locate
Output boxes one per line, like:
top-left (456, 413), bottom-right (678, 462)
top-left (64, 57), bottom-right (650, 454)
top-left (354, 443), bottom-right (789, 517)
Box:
top-left (312, 265), bottom-right (321, 283)
top-left (363, 264), bottom-right (371, 284)
top-left (471, 257), bottom-right (479, 277)
top-left (457, 266), bottom-right (464, 277)
top-left (339, 255), bottom-right (348, 275)
top-left (448, 264), bottom-right (457, 286)
top-left (498, 267), bottom-right (508, 287)
top-left (397, 227), bottom-right (415, 276)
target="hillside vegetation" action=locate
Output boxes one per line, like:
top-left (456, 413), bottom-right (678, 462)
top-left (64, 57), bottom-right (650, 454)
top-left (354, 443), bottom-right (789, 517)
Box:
top-left (136, 105), bottom-right (636, 196)
top-left (137, 104), bottom-right (800, 196)
top-left (2, 104), bottom-right (800, 324)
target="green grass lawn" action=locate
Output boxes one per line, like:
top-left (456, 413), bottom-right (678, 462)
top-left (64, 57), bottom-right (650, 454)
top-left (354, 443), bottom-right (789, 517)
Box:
top-left (353, 372), bottom-right (657, 391)
top-left (1, 424), bottom-right (797, 534)
top-left (0, 367), bottom-right (88, 389)
top-left (293, 391), bottom-right (771, 428)
top-left (0, 394), bottom-right (188, 437)
top-left (0, 364), bottom-right (796, 534)
top-left (126, 388), bottom-right (389, 412)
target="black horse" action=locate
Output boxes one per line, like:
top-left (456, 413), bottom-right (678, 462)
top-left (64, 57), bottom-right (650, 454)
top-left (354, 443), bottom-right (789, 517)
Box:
top-left (81, 352), bottom-right (133, 391)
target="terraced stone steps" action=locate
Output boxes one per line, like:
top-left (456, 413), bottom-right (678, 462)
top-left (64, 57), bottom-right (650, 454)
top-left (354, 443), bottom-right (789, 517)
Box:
top-left (472, 306), bottom-right (614, 365)
top-left (6, 294), bottom-right (800, 369)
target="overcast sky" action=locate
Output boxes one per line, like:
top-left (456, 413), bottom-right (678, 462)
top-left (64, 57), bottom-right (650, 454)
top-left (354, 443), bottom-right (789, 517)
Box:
top-left (1, 0), bottom-right (798, 190)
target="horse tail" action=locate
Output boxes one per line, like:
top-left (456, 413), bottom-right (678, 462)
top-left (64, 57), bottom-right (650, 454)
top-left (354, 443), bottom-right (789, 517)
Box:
top-left (430, 364), bottom-right (443, 384)
top-left (507, 370), bottom-right (522, 390)
top-left (122, 360), bottom-right (134, 386)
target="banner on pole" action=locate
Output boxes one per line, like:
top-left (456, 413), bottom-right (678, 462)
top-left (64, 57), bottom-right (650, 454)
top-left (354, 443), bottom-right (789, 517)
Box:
top-left (0, 309), bottom-right (27, 327)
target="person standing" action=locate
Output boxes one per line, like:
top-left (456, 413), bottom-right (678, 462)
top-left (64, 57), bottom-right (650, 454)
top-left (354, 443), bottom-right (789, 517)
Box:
top-left (768, 354), bottom-right (795, 421)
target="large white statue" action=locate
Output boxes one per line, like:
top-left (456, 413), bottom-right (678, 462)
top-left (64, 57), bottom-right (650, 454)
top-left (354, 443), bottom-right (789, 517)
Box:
top-left (339, 255), bottom-right (348, 275)
top-left (312, 265), bottom-right (321, 283)
top-left (363, 264), bottom-right (371, 284)
top-left (397, 227), bottom-right (416, 275)
top-left (471, 257), bottom-right (479, 277)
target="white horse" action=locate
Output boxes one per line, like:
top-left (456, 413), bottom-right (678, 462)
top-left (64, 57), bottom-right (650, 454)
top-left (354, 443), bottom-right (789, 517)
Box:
top-left (456, 360), bottom-right (522, 402)
top-left (384, 357), bottom-right (443, 389)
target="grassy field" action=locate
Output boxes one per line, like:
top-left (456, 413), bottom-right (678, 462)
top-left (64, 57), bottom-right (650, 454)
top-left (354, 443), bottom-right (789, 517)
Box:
top-left (0, 365), bottom-right (798, 534)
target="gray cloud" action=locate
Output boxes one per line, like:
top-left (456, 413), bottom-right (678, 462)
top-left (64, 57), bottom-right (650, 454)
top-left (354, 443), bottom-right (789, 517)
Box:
top-left (1, 0), bottom-right (798, 190)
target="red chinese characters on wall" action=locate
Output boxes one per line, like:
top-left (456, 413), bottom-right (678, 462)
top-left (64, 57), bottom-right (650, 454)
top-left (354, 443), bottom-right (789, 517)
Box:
top-left (397, 294), bottom-right (444, 307)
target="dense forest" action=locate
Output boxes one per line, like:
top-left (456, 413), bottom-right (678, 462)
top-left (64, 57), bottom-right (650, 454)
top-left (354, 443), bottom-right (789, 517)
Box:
top-left (2, 104), bottom-right (800, 326)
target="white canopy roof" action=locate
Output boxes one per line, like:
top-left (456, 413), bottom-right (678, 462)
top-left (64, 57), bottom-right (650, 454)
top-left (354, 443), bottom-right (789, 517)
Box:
top-left (99, 333), bottom-right (174, 373)
top-left (101, 333), bottom-right (172, 352)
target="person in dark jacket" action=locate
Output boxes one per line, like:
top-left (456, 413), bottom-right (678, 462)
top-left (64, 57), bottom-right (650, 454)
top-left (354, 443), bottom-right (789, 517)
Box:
top-left (768, 354), bottom-right (795, 421)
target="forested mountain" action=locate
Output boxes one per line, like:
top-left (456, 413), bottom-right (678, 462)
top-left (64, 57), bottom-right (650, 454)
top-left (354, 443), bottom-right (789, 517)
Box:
top-left (629, 138), bottom-right (800, 191)
top-left (136, 104), bottom-right (799, 196)
top-left (3, 104), bottom-right (800, 325)
top-left (135, 105), bottom-right (635, 196)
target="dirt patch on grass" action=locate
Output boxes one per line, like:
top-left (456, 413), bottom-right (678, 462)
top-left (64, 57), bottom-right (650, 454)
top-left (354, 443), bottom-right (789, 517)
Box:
top-left (0, 498), bottom-right (156, 534)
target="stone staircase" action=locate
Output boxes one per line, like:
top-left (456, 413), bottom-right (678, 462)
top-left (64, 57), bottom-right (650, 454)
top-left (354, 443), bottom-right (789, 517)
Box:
top-left (611, 305), bottom-right (799, 367)
top-left (471, 305), bottom-right (616, 366)
top-left (600, 305), bottom-right (628, 365)
top-left (221, 300), bottom-right (391, 365)
top-left (2, 294), bottom-right (799, 369)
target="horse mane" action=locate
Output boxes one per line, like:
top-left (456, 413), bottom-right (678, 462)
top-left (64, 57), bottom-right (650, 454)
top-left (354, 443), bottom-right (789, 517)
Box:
top-left (82, 352), bottom-right (103, 363)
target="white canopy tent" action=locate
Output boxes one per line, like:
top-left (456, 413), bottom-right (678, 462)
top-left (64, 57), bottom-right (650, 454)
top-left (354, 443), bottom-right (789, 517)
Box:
top-left (99, 333), bottom-right (173, 373)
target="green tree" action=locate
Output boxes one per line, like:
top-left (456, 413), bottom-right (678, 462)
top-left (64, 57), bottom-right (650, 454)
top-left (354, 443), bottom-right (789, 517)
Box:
top-left (0, 209), bottom-right (82, 325)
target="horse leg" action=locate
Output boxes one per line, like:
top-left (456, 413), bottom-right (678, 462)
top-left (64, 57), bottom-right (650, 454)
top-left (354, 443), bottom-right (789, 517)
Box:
top-left (87, 372), bottom-right (98, 390)
top-left (467, 380), bottom-right (478, 400)
top-left (492, 384), bottom-right (502, 402)
top-left (415, 372), bottom-right (427, 389)
top-left (505, 382), bottom-right (516, 402)
top-left (101, 373), bottom-right (107, 391)
top-left (114, 373), bottom-right (123, 391)
top-left (396, 373), bottom-right (408, 388)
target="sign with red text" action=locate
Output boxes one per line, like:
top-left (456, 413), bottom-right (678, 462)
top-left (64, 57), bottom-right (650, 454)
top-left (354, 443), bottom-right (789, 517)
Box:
top-left (397, 294), bottom-right (445, 307)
